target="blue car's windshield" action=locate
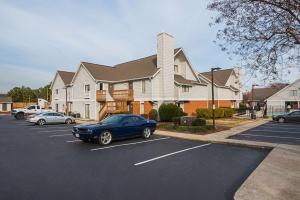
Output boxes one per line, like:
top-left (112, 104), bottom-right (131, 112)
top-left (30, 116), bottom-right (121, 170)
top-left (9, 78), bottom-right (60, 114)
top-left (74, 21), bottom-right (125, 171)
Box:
top-left (102, 115), bottom-right (123, 124)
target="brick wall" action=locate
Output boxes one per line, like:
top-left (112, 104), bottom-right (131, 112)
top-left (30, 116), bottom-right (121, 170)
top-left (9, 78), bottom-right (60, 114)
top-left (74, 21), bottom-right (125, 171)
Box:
top-left (184, 101), bottom-right (208, 115)
top-left (132, 101), bottom-right (140, 115)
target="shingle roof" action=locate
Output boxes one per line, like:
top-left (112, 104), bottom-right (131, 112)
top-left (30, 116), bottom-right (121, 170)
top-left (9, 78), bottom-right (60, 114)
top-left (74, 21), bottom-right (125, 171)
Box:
top-left (0, 96), bottom-right (12, 103)
top-left (174, 74), bottom-right (198, 85)
top-left (57, 71), bottom-right (75, 85)
top-left (244, 87), bottom-right (284, 102)
top-left (82, 48), bottom-right (182, 82)
top-left (200, 68), bottom-right (234, 86)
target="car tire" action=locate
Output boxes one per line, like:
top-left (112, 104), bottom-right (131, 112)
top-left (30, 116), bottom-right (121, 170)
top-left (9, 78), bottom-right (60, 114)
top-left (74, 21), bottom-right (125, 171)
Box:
top-left (65, 118), bottom-right (72, 124)
top-left (99, 131), bottom-right (112, 145)
top-left (37, 119), bottom-right (46, 126)
top-left (278, 118), bottom-right (285, 123)
top-left (142, 127), bottom-right (151, 139)
top-left (16, 113), bottom-right (24, 120)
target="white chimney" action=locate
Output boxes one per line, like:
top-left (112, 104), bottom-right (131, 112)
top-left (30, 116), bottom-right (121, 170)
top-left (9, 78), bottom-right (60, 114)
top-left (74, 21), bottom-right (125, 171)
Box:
top-left (157, 32), bottom-right (175, 100)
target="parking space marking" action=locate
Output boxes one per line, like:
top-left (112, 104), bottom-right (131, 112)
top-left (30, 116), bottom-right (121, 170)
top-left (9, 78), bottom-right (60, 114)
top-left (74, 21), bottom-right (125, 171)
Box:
top-left (49, 134), bottom-right (73, 138)
top-left (90, 137), bottom-right (170, 151)
top-left (134, 143), bottom-right (211, 166)
top-left (249, 129), bottom-right (300, 134)
top-left (241, 133), bottom-right (300, 140)
top-left (29, 127), bottom-right (72, 130)
top-left (66, 139), bottom-right (82, 143)
top-left (38, 130), bottom-right (70, 133)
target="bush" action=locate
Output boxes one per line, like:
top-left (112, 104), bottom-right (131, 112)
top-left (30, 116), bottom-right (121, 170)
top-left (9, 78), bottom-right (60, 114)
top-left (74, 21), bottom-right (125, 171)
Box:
top-left (148, 109), bottom-right (158, 121)
top-left (192, 118), bottom-right (206, 126)
top-left (172, 116), bottom-right (181, 125)
top-left (113, 111), bottom-right (131, 114)
top-left (215, 108), bottom-right (225, 118)
top-left (196, 108), bottom-right (212, 119)
top-left (158, 103), bottom-right (183, 122)
top-left (223, 108), bottom-right (235, 117)
top-left (140, 114), bottom-right (148, 119)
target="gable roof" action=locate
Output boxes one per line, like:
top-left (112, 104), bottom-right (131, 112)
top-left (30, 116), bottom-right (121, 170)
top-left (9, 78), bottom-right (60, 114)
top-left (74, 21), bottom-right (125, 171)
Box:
top-left (266, 79), bottom-right (300, 100)
top-left (174, 74), bottom-right (201, 85)
top-left (57, 71), bottom-right (75, 85)
top-left (80, 48), bottom-right (183, 82)
top-left (200, 68), bottom-right (235, 86)
top-left (244, 87), bottom-right (285, 102)
top-left (0, 96), bottom-right (12, 103)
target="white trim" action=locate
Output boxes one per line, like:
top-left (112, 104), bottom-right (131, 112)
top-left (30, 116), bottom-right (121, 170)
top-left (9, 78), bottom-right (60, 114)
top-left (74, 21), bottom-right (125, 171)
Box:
top-left (71, 63), bottom-right (97, 84)
top-left (266, 78), bottom-right (300, 101)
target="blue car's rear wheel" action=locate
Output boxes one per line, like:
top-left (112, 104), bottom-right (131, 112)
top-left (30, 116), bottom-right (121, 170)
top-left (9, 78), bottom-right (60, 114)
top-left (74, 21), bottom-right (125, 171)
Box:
top-left (143, 127), bottom-right (151, 139)
top-left (99, 131), bottom-right (112, 145)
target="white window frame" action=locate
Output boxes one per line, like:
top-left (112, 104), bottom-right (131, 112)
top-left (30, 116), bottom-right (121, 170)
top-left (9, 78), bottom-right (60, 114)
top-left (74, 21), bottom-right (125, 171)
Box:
top-left (140, 102), bottom-right (145, 114)
top-left (174, 65), bottom-right (179, 73)
top-left (182, 85), bottom-right (190, 93)
top-left (55, 89), bottom-right (58, 94)
top-left (291, 90), bottom-right (298, 97)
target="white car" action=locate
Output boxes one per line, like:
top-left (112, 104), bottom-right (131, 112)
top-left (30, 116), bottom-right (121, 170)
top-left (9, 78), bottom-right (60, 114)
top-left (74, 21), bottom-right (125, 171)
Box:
top-left (27, 112), bottom-right (75, 126)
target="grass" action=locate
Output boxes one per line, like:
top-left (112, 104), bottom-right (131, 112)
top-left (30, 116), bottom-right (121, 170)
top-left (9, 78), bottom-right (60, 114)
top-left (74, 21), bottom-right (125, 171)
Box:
top-left (157, 123), bottom-right (215, 134)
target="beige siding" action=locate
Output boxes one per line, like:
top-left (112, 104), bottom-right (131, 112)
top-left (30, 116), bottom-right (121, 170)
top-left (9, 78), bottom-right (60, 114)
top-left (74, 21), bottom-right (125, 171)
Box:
top-left (133, 79), bottom-right (152, 101)
top-left (51, 74), bottom-right (67, 112)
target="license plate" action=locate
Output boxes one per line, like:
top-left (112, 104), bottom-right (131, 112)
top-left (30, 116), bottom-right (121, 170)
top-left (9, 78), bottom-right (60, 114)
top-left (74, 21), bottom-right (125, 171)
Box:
top-left (75, 133), bottom-right (80, 138)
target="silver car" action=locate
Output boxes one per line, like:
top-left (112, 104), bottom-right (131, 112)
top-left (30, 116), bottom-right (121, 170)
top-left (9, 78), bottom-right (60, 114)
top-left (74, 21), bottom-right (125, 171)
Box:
top-left (27, 112), bottom-right (75, 126)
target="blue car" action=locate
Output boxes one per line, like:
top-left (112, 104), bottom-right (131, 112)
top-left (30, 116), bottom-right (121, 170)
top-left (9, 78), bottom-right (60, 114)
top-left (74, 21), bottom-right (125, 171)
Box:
top-left (72, 114), bottom-right (157, 145)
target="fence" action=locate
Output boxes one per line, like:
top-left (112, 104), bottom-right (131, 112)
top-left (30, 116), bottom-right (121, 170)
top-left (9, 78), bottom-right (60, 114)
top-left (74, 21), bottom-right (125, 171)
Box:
top-left (12, 102), bottom-right (36, 109)
top-left (267, 105), bottom-right (288, 116)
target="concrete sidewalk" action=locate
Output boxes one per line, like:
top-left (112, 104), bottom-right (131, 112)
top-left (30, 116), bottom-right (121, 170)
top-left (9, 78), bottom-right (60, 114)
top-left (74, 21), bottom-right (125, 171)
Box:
top-left (235, 144), bottom-right (300, 200)
top-left (156, 119), bottom-right (276, 148)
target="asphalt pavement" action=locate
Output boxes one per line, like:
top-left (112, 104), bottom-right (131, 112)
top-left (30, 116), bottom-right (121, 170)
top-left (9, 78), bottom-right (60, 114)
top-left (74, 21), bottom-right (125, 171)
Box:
top-left (230, 121), bottom-right (300, 145)
top-left (0, 116), bottom-right (269, 200)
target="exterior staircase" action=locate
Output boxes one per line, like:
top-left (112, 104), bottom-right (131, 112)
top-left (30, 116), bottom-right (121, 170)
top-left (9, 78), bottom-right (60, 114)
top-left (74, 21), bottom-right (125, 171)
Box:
top-left (98, 101), bottom-right (129, 121)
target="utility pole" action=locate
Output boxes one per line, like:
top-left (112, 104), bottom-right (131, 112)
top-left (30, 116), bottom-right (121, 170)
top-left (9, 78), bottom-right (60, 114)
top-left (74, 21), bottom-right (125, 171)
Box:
top-left (211, 67), bottom-right (221, 129)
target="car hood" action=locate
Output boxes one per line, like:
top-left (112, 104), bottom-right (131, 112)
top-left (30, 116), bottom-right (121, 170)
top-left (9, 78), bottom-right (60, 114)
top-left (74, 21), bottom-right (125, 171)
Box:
top-left (74, 123), bottom-right (110, 130)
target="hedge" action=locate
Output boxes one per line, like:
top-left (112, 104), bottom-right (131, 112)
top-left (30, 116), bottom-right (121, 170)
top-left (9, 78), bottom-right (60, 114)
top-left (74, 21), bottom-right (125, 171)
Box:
top-left (196, 108), bottom-right (235, 119)
top-left (159, 103), bottom-right (185, 122)
top-left (148, 109), bottom-right (158, 121)
top-left (192, 118), bottom-right (206, 126)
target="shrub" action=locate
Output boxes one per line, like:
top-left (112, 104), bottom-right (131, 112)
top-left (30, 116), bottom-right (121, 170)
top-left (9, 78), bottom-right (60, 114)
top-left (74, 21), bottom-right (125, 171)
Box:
top-left (158, 103), bottom-right (183, 122)
top-left (192, 118), bottom-right (206, 126)
top-left (172, 116), bottom-right (181, 125)
top-left (215, 108), bottom-right (225, 118)
top-left (140, 114), bottom-right (148, 119)
top-left (148, 109), bottom-right (158, 121)
top-left (113, 111), bottom-right (131, 114)
top-left (196, 108), bottom-right (212, 119)
top-left (223, 108), bottom-right (235, 117)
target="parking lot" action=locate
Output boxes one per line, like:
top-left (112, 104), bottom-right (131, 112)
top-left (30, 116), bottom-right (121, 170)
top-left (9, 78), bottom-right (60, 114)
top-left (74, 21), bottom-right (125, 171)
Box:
top-left (0, 115), bottom-right (269, 200)
top-left (230, 121), bottom-right (300, 145)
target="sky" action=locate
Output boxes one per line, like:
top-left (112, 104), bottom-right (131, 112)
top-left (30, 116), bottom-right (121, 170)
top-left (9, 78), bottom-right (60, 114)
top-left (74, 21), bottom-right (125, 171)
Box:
top-left (0, 0), bottom-right (299, 93)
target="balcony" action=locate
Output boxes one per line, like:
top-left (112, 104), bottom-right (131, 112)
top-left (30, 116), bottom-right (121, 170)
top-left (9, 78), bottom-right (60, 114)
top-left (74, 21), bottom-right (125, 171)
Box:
top-left (96, 90), bottom-right (106, 102)
top-left (112, 89), bottom-right (134, 101)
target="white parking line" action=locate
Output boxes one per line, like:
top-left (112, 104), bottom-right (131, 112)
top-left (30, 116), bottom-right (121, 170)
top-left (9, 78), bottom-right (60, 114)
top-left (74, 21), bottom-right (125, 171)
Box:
top-left (49, 134), bottom-right (73, 138)
top-left (90, 137), bottom-right (170, 151)
top-left (38, 130), bottom-right (70, 133)
top-left (241, 133), bottom-right (300, 140)
top-left (249, 129), bottom-right (300, 134)
top-left (134, 143), bottom-right (211, 166)
top-left (29, 127), bottom-right (72, 130)
top-left (66, 139), bottom-right (81, 143)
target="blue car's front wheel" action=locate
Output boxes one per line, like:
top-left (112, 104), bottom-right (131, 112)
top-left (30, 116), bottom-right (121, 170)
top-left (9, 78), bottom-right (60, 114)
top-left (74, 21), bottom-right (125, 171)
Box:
top-left (142, 127), bottom-right (151, 139)
top-left (99, 131), bottom-right (112, 145)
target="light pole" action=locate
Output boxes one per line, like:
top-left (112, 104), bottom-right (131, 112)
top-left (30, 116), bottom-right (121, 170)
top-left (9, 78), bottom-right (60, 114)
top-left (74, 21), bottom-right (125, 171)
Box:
top-left (251, 84), bottom-right (259, 109)
top-left (211, 67), bottom-right (221, 129)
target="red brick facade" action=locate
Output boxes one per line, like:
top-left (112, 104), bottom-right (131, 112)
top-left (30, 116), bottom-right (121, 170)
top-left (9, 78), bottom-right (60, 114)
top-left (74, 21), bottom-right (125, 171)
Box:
top-left (184, 101), bottom-right (208, 116)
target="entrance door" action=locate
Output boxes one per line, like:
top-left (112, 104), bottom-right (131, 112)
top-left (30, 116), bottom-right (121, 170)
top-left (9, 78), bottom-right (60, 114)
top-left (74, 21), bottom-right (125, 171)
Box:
top-left (2, 103), bottom-right (7, 111)
top-left (85, 104), bottom-right (90, 119)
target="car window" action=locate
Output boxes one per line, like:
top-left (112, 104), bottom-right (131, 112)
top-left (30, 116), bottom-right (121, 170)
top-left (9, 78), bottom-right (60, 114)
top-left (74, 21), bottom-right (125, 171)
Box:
top-left (102, 115), bottom-right (123, 124)
top-left (28, 106), bottom-right (36, 110)
top-left (36, 106), bottom-right (40, 109)
top-left (290, 111), bottom-right (300, 116)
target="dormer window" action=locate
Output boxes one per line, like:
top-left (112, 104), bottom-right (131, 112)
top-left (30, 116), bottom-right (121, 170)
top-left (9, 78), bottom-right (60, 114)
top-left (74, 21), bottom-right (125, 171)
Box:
top-left (174, 65), bottom-right (179, 73)
top-left (182, 85), bottom-right (190, 92)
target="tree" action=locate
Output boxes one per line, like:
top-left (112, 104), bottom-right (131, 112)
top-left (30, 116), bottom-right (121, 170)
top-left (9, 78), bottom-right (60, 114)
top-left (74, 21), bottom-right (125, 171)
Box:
top-left (7, 84), bottom-right (51, 102)
top-left (207, 0), bottom-right (300, 80)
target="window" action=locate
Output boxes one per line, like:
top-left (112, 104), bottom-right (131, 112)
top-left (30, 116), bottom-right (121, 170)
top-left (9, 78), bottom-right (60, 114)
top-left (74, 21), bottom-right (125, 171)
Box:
top-left (142, 80), bottom-right (146, 93)
top-left (140, 102), bottom-right (144, 114)
top-left (290, 90), bottom-right (297, 97)
top-left (55, 89), bottom-right (58, 94)
top-left (84, 84), bottom-right (90, 93)
top-left (289, 111), bottom-right (300, 116)
top-left (182, 86), bottom-right (190, 92)
top-left (55, 104), bottom-right (58, 112)
top-left (28, 106), bottom-right (35, 110)
top-left (174, 65), bottom-right (179, 73)
top-left (36, 106), bottom-right (40, 109)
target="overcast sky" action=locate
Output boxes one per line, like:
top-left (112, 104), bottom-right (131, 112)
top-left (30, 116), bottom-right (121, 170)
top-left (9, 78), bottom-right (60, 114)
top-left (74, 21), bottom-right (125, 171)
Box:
top-left (0, 0), bottom-right (299, 93)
